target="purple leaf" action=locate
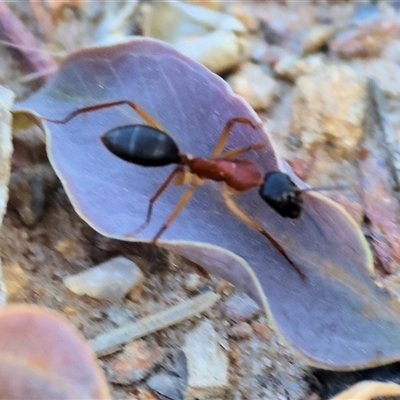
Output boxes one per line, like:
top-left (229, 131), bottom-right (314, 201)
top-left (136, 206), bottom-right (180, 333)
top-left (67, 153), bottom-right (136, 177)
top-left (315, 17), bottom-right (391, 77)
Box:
top-left (14, 37), bottom-right (400, 369)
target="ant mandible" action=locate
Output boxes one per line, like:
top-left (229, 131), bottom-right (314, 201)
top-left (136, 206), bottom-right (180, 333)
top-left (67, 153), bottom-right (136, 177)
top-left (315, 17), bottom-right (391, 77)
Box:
top-left (44, 100), bottom-right (305, 279)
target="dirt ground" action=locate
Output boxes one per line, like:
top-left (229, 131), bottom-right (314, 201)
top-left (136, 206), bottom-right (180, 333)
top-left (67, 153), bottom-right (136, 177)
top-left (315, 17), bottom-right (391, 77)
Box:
top-left (1, 191), bottom-right (310, 398)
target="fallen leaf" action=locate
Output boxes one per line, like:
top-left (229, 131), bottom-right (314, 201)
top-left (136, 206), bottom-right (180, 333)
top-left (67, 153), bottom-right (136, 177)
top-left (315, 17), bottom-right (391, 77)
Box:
top-left (0, 305), bottom-right (110, 399)
top-left (13, 37), bottom-right (400, 370)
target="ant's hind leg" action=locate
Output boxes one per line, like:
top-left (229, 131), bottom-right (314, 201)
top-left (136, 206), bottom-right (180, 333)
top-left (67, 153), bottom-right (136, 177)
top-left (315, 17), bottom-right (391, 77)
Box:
top-left (221, 186), bottom-right (306, 280)
top-left (152, 184), bottom-right (199, 243)
top-left (212, 117), bottom-right (261, 158)
top-left (125, 166), bottom-right (182, 238)
top-left (44, 100), bottom-right (166, 131)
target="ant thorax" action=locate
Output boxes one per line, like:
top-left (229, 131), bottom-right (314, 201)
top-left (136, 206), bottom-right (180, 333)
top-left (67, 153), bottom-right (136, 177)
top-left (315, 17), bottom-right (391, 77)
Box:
top-left (173, 167), bottom-right (204, 187)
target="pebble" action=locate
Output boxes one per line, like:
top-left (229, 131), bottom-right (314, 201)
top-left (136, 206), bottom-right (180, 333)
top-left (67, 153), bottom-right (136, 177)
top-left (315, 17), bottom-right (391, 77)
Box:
top-left (184, 273), bottom-right (202, 292)
top-left (301, 24), bottom-right (335, 54)
top-left (63, 256), bottom-right (145, 302)
top-left (175, 29), bottom-right (246, 75)
top-left (223, 292), bottom-right (261, 322)
top-left (147, 373), bottom-right (186, 400)
top-left (183, 320), bottom-right (229, 399)
top-left (128, 282), bottom-right (144, 302)
top-left (62, 306), bottom-right (78, 316)
top-left (127, 388), bottom-right (158, 400)
top-left (107, 340), bottom-right (165, 384)
top-left (228, 321), bottom-right (253, 339)
top-left (228, 62), bottom-right (277, 110)
top-left (274, 54), bottom-right (325, 82)
top-left (8, 163), bottom-right (58, 227)
top-left (252, 321), bottom-right (272, 341)
top-left (0, 86), bottom-right (14, 225)
top-left (54, 239), bottom-right (85, 262)
top-left (248, 37), bottom-right (270, 64)
top-left (214, 279), bottom-right (234, 296)
top-left (260, 21), bottom-right (285, 46)
top-left (3, 263), bottom-right (30, 301)
top-left (356, 59), bottom-right (400, 100)
top-left (330, 17), bottom-right (400, 59)
top-left (228, 3), bottom-right (259, 32)
top-left (290, 65), bottom-right (368, 159)
top-left (144, 1), bottom-right (246, 74)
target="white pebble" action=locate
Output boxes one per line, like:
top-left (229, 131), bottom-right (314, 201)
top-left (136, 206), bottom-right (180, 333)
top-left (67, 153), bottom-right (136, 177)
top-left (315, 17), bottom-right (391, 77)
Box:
top-left (228, 62), bottom-right (277, 110)
top-left (64, 257), bottom-right (144, 302)
top-left (183, 320), bottom-right (229, 399)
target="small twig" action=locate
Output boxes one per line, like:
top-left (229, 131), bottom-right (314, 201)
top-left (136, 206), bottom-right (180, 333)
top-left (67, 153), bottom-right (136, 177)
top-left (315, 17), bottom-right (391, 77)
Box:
top-left (369, 79), bottom-right (400, 190)
top-left (16, 67), bottom-right (58, 84)
top-left (90, 291), bottom-right (220, 357)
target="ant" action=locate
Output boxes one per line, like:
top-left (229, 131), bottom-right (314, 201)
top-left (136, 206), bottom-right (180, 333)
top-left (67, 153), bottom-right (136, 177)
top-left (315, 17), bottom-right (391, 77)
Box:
top-left (43, 100), bottom-right (306, 279)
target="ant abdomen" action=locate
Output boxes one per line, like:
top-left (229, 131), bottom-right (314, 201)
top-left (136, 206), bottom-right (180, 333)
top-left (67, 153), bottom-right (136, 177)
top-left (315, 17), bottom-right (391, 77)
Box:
top-left (101, 125), bottom-right (180, 167)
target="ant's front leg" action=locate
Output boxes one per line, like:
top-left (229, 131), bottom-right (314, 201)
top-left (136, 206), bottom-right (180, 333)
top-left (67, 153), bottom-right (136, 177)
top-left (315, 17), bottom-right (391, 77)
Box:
top-left (212, 117), bottom-right (261, 158)
top-left (44, 100), bottom-right (166, 131)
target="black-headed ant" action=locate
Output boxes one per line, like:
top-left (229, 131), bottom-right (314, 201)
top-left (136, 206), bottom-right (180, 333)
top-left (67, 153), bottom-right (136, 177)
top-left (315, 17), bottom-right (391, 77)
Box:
top-left (44, 100), bottom-right (307, 279)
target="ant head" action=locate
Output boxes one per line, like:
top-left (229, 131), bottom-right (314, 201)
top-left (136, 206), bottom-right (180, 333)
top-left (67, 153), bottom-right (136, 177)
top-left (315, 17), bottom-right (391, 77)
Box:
top-left (259, 171), bottom-right (302, 219)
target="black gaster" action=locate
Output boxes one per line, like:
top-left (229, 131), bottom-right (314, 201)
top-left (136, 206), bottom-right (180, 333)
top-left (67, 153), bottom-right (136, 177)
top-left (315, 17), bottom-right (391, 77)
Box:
top-left (101, 125), bottom-right (180, 167)
top-left (259, 171), bottom-right (302, 218)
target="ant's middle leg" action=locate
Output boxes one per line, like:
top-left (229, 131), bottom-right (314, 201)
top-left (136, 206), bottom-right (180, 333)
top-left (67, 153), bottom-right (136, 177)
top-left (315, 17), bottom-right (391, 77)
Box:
top-left (125, 166), bottom-right (182, 238)
top-left (212, 117), bottom-right (261, 158)
top-left (151, 183), bottom-right (200, 243)
top-left (43, 100), bottom-right (166, 131)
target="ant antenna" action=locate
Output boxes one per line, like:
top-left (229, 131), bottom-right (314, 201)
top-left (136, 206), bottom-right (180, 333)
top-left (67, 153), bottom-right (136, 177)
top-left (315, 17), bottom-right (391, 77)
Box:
top-left (301, 185), bottom-right (350, 193)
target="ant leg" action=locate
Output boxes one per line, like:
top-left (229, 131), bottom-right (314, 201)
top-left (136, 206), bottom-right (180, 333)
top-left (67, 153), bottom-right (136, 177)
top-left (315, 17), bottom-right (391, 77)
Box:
top-left (126, 166), bottom-right (182, 238)
top-left (212, 117), bottom-right (260, 158)
top-left (222, 142), bottom-right (266, 159)
top-left (151, 184), bottom-right (199, 243)
top-left (221, 186), bottom-right (306, 280)
top-left (44, 100), bottom-right (165, 131)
